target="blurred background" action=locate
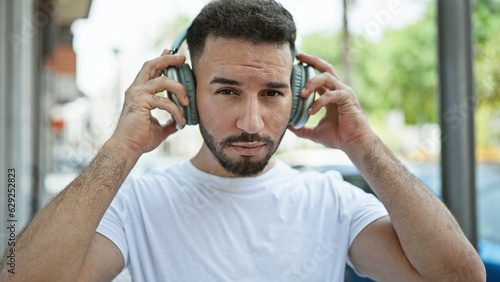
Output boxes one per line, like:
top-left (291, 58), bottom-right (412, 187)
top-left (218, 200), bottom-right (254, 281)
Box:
top-left (1, 0), bottom-right (500, 280)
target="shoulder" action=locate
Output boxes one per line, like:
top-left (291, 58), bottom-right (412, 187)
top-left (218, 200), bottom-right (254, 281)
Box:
top-left (275, 160), bottom-right (365, 196)
top-left (272, 160), bottom-right (377, 209)
top-left (122, 159), bottom-right (191, 188)
top-left (109, 160), bottom-right (192, 208)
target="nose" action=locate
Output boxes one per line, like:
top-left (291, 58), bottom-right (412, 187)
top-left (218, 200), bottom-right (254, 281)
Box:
top-left (236, 95), bottom-right (264, 134)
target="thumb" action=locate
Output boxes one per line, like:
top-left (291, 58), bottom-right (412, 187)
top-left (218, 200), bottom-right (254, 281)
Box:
top-left (288, 125), bottom-right (314, 140)
top-left (162, 119), bottom-right (179, 138)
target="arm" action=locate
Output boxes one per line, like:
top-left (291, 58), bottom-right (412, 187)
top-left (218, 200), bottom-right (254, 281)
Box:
top-left (78, 233), bottom-right (126, 281)
top-left (0, 53), bottom-right (188, 281)
top-left (290, 53), bottom-right (486, 281)
top-left (345, 133), bottom-right (484, 281)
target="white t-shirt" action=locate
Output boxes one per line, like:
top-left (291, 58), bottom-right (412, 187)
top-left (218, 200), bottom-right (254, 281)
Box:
top-left (97, 159), bottom-right (388, 281)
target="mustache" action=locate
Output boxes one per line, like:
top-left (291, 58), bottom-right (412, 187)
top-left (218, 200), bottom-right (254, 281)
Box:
top-left (220, 132), bottom-right (274, 148)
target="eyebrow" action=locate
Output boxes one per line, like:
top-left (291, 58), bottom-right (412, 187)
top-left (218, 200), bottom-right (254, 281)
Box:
top-left (264, 82), bottom-right (289, 89)
top-left (210, 76), bottom-right (289, 89)
top-left (210, 77), bottom-right (241, 86)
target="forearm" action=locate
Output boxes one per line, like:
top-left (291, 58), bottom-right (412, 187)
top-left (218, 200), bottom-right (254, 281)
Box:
top-left (344, 132), bottom-right (484, 280)
top-left (0, 138), bottom-right (140, 281)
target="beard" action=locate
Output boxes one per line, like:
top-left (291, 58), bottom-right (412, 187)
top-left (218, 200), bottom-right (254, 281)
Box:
top-left (199, 121), bottom-right (287, 177)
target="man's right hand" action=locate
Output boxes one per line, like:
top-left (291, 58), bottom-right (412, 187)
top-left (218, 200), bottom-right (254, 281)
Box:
top-left (0, 52), bottom-right (190, 281)
top-left (111, 52), bottom-right (189, 155)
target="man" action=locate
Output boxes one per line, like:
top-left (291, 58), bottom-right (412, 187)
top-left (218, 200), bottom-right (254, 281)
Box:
top-left (0, 0), bottom-right (485, 281)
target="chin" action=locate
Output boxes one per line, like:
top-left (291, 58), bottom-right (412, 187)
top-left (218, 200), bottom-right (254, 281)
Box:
top-left (198, 120), bottom-right (285, 177)
top-left (221, 157), bottom-right (271, 177)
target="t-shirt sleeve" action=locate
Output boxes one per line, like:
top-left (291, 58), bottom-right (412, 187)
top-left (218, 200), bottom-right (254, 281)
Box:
top-left (345, 190), bottom-right (388, 276)
top-left (326, 171), bottom-right (388, 277)
top-left (347, 189), bottom-right (388, 247)
top-left (96, 179), bottom-right (132, 268)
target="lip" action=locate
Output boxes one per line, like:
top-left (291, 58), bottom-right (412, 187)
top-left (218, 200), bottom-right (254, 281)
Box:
top-left (230, 142), bottom-right (266, 156)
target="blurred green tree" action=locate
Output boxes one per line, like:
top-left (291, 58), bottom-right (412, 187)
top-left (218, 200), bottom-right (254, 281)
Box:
top-left (474, 0), bottom-right (500, 146)
top-left (301, 0), bottom-right (500, 147)
top-left (302, 5), bottom-right (438, 125)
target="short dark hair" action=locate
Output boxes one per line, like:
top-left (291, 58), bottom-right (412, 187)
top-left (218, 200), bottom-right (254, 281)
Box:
top-left (186, 0), bottom-right (297, 67)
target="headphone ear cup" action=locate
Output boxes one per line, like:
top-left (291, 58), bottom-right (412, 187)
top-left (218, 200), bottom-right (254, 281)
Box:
top-left (289, 64), bottom-right (315, 129)
top-left (289, 64), bottom-right (303, 125)
top-left (164, 64), bottom-right (198, 129)
top-left (178, 64), bottom-right (198, 125)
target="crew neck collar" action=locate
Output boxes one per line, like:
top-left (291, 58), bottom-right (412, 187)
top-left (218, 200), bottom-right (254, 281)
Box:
top-left (183, 158), bottom-right (289, 193)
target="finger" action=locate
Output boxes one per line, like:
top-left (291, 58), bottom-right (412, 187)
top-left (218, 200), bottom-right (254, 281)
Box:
top-left (155, 49), bottom-right (172, 77)
top-left (308, 89), bottom-right (358, 115)
top-left (300, 72), bottom-right (348, 99)
top-left (287, 125), bottom-right (315, 140)
top-left (298, 53), bottom-right (340, 80)
top-left (146, 94), bottom-right (187, 126)
top-left (133, 55), bottom-right (186, 85)
top-left (150, 116), bottom-right (178, 140)
top-left (155, 50), bottom-right (171, 77)
top-left (140, 76), bottom-right (189, 106)
top-left (162, 119), bottom-right (178, 137)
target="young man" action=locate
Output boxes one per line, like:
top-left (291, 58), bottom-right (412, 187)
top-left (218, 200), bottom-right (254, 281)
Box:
top-left (1, 0), bottom-right (485, 281)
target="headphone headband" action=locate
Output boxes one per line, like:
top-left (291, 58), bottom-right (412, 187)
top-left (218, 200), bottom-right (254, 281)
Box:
top-left (169, 26), bottom-right (301, 58)
top-left (170, 26), bottom-right (189, 55)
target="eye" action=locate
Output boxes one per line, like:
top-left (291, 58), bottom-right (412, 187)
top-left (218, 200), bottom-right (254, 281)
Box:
top-left (264, 90), bottom-right (282, 97)
top-left (217, 89), bottom-right (235, 95)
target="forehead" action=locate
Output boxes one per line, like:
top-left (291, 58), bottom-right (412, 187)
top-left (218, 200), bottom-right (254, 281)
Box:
top-left (193, 36), bottom-right (294, 76)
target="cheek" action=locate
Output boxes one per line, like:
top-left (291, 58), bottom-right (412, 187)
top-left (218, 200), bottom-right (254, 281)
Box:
top-left (267, 98), bottom-right (293, 122)
top-left (197, 96), bottom-right (233, 133)
top-left (261, 100), bottom-right (293, 134)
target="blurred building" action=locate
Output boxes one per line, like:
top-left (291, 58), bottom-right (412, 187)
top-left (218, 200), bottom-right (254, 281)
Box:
top-left (0, 0), bottom-right (92, 251)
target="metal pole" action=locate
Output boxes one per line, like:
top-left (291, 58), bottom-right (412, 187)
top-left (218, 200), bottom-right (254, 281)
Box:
top-left (436, 0), bottom-right (477, 247)
top-left (1, 0), bottom-right (36, 252)
top-left (342, 0), bottom-right (351, 85)
top-left (0, 0), bottom-right (10, 254)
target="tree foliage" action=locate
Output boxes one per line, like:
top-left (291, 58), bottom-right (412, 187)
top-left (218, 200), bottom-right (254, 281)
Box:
top-left (475, 0), bottom-right (500, 108)
top-left (302, 5), bottom-right (437, 124)
top-left (474, 0), bottom-right (500, 145)
top-left (301, 0), bottom-right (500, 146)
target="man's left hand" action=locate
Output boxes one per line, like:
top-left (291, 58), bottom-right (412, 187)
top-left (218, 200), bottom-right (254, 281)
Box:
top-left (288, 53), bottom-right (373, 151)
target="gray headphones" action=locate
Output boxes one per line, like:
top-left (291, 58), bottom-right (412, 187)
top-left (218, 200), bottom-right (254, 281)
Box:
top-left (164, 26), bottom-right (315, 130)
